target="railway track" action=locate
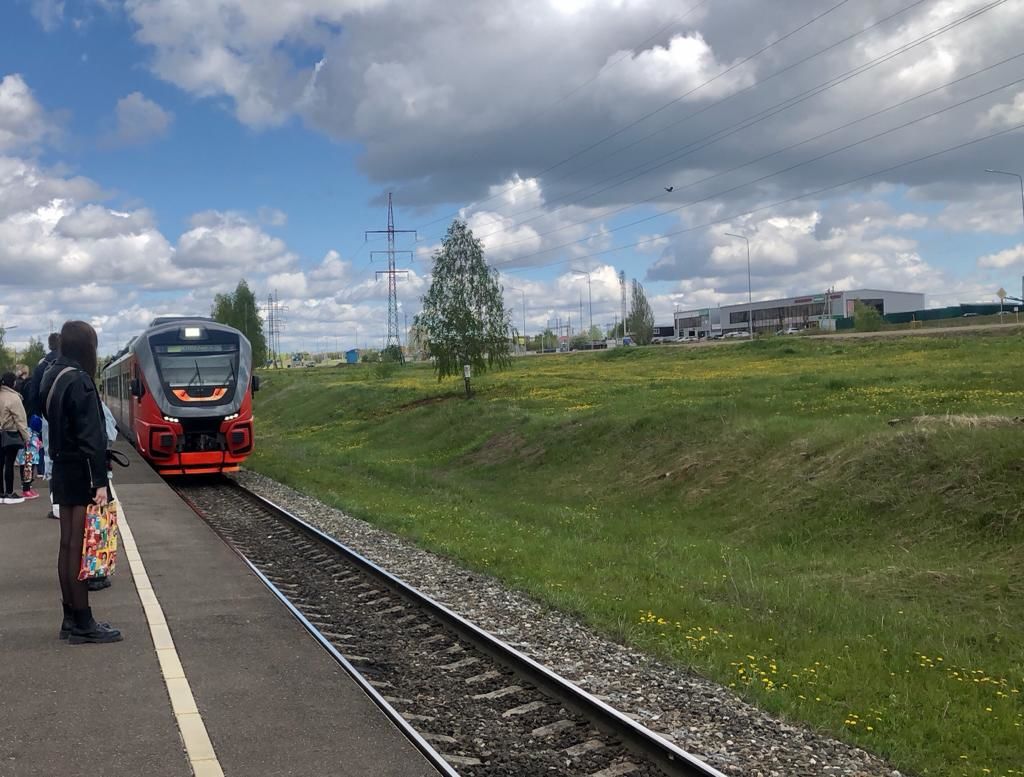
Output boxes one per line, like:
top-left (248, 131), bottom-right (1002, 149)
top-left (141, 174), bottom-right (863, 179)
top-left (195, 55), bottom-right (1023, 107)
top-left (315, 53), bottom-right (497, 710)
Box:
top-left (175, 479), bottom-right (727, 777)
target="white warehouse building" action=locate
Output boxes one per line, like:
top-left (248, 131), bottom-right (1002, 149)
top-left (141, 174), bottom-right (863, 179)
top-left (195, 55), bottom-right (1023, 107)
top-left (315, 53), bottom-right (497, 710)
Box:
top-left (674, 289), bottom-right (925, 338)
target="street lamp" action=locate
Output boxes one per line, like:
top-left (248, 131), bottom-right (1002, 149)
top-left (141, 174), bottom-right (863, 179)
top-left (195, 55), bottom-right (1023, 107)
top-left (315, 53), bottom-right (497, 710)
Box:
top-left (571, 270), bottom-right (594, 345)
top-left (508, 287), bottom-right (527, 353)
top-left (985, 169), bottom-right (1024, 227)
top-left (724, 233), bottom-right (753, 338)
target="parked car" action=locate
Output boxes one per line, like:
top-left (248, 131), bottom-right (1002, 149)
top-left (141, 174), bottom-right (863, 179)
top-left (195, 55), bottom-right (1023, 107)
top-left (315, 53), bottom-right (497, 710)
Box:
top-left (776, 327), bottom-right (803, 335)
top-left (724, 330), bottom-right (751, 339)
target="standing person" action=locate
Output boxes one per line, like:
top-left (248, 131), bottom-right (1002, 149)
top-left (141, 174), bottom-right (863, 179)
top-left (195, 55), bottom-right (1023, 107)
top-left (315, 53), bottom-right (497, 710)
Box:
top-left (28, 333), bottom-right (60, 519)
top-left (16, 414), bottom-right (43, 500)
top-left (0, 372), bottom-right (30, 504)
top-left (40, 321), bottom-right (121, 644)
top-left (13, 365), bottom-right (29, 397)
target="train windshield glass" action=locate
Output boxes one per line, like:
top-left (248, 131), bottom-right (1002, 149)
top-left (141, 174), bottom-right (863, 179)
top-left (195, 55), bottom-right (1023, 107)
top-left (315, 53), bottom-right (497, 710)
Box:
top-left (154, 348), bottom-right (239, 388)
top-left (149, 329), bottom-right (241, 402)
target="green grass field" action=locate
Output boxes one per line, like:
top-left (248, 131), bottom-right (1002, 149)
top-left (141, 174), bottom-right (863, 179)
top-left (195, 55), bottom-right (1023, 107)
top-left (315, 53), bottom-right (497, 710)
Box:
top-left (249, 334), bottom-right (1023, 777)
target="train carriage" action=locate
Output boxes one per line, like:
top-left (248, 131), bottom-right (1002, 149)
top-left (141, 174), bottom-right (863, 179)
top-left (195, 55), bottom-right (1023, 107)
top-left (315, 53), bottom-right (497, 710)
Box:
top-left (101, 317), bottom-right (259, 476)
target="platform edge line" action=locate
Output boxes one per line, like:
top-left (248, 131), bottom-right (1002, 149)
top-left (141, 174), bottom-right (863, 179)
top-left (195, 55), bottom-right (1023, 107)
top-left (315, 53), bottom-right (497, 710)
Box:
top-left (115, 485), bottom-right (227, 777)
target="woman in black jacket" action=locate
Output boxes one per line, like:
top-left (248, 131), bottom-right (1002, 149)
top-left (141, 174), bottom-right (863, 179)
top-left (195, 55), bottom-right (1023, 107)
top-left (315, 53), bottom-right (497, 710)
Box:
top-left (41, 321), bottom-right (121, 644)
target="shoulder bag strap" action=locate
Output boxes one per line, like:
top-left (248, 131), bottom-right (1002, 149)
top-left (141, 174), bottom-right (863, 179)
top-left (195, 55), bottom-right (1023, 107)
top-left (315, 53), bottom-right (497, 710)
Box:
top-left (45, 367), bottom-right (77, 421)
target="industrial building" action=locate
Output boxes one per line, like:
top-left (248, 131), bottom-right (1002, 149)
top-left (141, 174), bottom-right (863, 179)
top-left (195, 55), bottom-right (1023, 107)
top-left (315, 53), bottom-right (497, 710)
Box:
top-left (674, 289), bottom-right (926, 338)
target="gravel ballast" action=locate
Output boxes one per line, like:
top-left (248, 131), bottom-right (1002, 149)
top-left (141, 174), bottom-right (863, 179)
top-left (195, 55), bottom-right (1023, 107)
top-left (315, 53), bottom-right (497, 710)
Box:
top-left (237, 470), bottom-right (901, 777)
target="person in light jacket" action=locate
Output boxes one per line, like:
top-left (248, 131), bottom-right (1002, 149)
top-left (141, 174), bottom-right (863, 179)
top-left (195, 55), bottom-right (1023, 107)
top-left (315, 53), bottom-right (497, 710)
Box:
top-left (0, 373), bottom-right (30, 504)
top-left (40, 321), bottom-right (121, 644)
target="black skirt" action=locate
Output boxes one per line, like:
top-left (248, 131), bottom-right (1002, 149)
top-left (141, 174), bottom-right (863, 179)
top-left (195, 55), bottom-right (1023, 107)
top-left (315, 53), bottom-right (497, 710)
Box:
top-left (51, 458), bottom-right (101, 506)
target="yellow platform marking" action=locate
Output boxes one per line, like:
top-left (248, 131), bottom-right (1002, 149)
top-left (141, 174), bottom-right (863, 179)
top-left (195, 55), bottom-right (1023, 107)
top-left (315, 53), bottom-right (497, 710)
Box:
top-left (116, 489), bottom-right (225, 777)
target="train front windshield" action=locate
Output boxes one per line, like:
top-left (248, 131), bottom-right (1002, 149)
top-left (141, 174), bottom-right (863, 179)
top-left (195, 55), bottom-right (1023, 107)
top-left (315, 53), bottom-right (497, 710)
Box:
top-left (150, 329), bottom-right (241, 404)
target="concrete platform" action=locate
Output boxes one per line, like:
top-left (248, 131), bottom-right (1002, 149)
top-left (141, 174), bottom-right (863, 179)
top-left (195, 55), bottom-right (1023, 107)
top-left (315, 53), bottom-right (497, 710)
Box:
top-left (0, 442), bottom-right (440, 777)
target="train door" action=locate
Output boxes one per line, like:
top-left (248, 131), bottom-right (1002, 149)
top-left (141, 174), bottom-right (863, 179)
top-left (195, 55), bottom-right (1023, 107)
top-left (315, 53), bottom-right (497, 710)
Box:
top-left (129, 361), bottom-right (139, 446)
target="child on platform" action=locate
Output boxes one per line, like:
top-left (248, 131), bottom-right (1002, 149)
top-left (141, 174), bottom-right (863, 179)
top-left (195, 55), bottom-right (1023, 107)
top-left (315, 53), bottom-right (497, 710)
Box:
top-left (16, 415), bottom-right (43, 500)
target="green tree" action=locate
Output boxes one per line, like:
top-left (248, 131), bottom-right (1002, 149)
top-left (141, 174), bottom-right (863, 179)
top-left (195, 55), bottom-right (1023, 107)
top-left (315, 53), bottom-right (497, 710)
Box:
top-left (536, 328), bottom-right (555, 351)
top-left (381, 344), bottom-right (403, 363)
top-left (211, 279), bottom-right (267, 366)
top-left (416, 220), bottom-right (514, 380)
top-left (853, 300), bottom-right (884, 332)
top-left (627, 279), bottom-right (655, 345)
top-left (20, 337), bottom-right (45, 371)
top-left (0, 328), bottom-right (13, 373)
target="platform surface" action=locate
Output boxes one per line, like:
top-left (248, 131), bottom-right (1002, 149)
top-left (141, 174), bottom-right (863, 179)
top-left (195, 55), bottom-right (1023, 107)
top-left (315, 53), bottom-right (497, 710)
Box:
top-left (0, 442), bottom-right (440, 777)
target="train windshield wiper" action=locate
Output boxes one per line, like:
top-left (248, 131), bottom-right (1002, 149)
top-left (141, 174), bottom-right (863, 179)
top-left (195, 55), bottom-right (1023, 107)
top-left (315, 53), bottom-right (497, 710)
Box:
top-left (188, 359), bottom-right (203, 388)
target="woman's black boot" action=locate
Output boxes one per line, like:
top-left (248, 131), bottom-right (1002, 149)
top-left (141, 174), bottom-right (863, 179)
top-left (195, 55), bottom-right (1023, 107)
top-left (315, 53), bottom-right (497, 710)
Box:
top-left (59, 603), bottom-right (73, 640)
top-left (69, 607), bottom-right (122, 644)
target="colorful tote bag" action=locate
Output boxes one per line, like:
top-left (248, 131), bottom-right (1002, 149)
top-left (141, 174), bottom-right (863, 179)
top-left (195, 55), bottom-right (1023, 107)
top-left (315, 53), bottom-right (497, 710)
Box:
top-left (79, 500), bottom-right (119, 581)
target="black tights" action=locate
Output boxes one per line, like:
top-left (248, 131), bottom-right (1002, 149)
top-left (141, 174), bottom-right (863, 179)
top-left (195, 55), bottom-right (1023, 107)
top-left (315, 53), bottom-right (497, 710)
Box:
top-left (58, 505), bottom-right (89, 611)
top-left (1, 445), bottom-right (18, 494)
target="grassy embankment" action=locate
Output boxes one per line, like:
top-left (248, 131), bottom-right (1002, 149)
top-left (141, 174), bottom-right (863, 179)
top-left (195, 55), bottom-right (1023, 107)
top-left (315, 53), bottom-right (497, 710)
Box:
top-left (249, 335), bottom-right (1023, 777)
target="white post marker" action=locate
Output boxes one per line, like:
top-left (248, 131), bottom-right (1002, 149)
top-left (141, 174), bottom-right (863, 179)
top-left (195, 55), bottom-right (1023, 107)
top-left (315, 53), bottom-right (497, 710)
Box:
top-left (463, 364), bottom-right (472, 398)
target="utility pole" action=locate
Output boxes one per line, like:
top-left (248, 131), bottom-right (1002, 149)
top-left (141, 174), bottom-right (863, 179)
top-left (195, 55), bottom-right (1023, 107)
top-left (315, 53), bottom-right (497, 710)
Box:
top-left (266, 293), bottom-right (274, 366)
top-left (572, 270), bottom-right (593, 345)
top-left (508, 287), bottom-right (527, 353)
top-left (366, 193), bottom-right (416, 360)
top-left (618, 270), bottom-right (628, 342)
top-left (985, 168), bottom-right (1024, 227)
top-left (725, 233), bottom-right (753, 338)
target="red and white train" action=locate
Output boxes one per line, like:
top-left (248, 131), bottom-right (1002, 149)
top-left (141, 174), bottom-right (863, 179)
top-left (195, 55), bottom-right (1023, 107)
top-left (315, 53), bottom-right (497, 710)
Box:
top-left (101, 317), bottom-right (259, 476)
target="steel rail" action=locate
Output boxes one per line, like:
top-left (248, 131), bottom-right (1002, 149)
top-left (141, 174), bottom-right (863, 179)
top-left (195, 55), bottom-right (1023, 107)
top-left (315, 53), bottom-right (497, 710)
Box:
top-left (175, 486), bottom-right (461, 777)
top-left (222, 480), bottom-right (728, 777)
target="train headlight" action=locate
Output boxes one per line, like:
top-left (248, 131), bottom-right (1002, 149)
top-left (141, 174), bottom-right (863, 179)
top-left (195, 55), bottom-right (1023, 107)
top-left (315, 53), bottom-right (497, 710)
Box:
top-left (224, 412), bottom-right (239, 421)
top-left (162, 415), bottom-right (180, 423)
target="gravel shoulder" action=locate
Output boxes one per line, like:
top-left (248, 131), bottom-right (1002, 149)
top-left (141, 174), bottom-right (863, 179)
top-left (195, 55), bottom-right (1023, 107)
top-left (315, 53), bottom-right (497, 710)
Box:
top-left (237, 469), bottom-right (902, 777)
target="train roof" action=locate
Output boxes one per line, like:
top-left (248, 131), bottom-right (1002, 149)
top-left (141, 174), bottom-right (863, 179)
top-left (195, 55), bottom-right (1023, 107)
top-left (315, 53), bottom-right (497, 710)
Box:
top-left (150, 316), bottom-right (216, 326)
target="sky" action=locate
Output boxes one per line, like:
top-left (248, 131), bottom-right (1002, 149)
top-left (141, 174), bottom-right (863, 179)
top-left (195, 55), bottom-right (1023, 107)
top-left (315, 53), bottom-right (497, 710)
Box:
top-left (1, 0), bottom-right (1023, 356)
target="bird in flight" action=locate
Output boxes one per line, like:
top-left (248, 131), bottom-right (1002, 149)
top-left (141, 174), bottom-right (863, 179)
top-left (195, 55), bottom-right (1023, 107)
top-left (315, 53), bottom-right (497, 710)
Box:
top-left (664, 186), bottom-right (674, 192)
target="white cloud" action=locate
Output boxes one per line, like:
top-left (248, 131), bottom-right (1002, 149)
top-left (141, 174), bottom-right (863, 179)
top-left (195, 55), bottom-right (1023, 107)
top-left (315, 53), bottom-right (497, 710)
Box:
top-left (111, 92), bottom-right (174, 146)
top-left (981, 90), bottom-right (1024, 130)
top-left (176, 210), bottom-right (297, 271)
top-left (935, 187), bottom-right (1024, 235)
top-left (496, 263), bottom-right (628, 334)
top-left (0, 74), bottom-right (56, 152)
top-left (648, 203), bottom-right (940, 306)
top-left (117, 0), bottom-right (1024, 214)
top-left (603, 33), bottom-right (753, 106)
top-left (257, 206), bottom-right (288, 227)
top-left (29, 0), bottom-right (64, 31)
top-left (977, 243), bottom-right (1024, 269)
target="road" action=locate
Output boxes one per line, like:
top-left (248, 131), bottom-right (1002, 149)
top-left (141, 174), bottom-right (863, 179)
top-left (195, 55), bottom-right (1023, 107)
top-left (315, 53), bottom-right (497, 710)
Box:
top-left (809, 322), bottom-right (1024, 339)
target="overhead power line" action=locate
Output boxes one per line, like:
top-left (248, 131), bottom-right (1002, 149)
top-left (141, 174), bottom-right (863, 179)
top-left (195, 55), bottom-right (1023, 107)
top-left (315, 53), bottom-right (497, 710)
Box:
top-left (414, 0), bottom-right (857, 231)
top-left (502, 121), bottom-right (1024, 275)
top-left (465, 0), bottom-right (933, 237)
top-left (484, 50), bottom-right (1024, 252)
top-left (497, 73), bottom-right (1024, 266)
top-left (471, 0), bottom-right (1010, 245)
